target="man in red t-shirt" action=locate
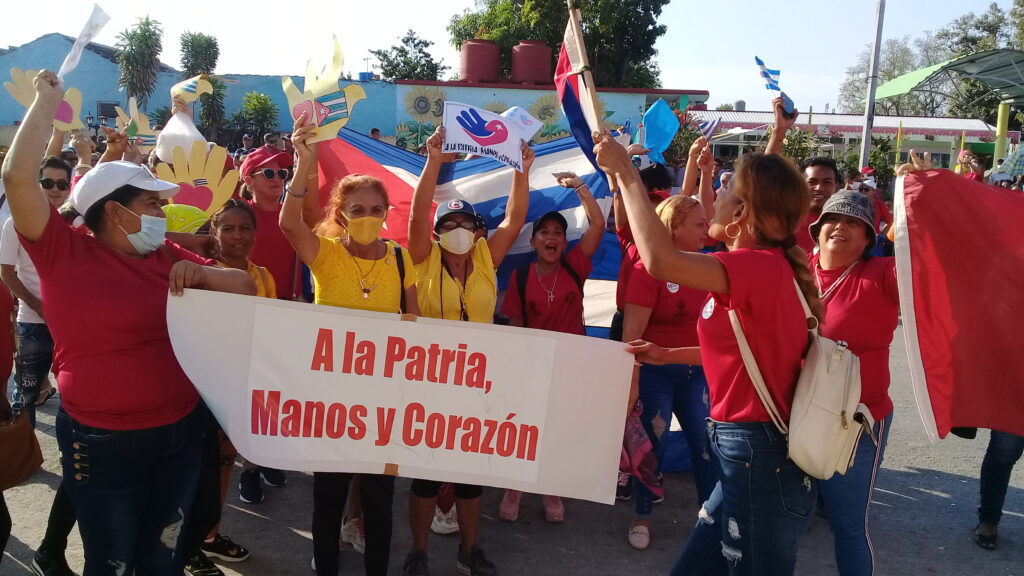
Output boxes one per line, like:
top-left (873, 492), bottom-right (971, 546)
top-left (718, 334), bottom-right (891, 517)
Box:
top-left (239, 146), bottom-right (320, 300)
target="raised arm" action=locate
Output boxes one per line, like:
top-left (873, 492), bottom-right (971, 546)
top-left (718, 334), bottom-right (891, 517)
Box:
top-left (46, 126), bottom-right (65, 159)
top-left (70, 130), bottom-right (95, 176)
top-left (279, 113), bottom-right (321, 265)
top-left (680, 137), bottom-right (706, 196)
top-left (169, 263), bottom-right (256, 296)
top-left (408, 127), bottom-right (455, 265)
top-left (1, 70), bottom-right (60, 241)
top-left (301, 141), bottom-right (323, 230)
top-left (553, 171), bottom-right (604, 259)
top-left (593, 134), bottom-right (729, 294)
top-left (696, 143), bottom-right (716, 221)
top-left (765, 97), bottom-right (798, 157)
top-left (487, 141), bottom-right (534, 267)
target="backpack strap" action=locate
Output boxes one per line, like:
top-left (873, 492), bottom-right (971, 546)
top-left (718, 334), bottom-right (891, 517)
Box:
top-left (392, 241), bottom-right (407, 314)
top-left (728, 308), bottom-right (789, 436)
top-left (560, 255), bottom-right (584, 294)
top-left (516, 262), bottom-right (531, 327)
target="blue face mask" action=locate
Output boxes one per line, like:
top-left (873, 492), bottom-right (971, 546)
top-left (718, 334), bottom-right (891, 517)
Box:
top-left (118, 204), bottom-right (167, 255)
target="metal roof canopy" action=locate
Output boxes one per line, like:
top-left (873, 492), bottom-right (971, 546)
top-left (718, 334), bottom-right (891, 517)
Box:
top-left (876, 49), bottom-right (1024, 105)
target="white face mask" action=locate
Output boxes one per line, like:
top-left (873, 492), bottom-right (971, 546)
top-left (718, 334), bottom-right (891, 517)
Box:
top-left (439, 228), bottom-right (475, 255)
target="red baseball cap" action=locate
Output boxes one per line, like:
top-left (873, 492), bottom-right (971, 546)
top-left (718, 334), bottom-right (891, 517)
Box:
top-left (239, 145), bottom-right (292, 178)
top-left (648, 189), bottom-right (671, 203)
top-left (860, 166), bottom-right (875, 176)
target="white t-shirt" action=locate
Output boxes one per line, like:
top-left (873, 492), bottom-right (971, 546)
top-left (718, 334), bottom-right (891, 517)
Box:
top-left (0, 216), bottom-right (44, 324)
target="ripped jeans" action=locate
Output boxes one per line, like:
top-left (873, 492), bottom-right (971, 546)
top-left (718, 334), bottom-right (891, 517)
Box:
top-left (55, 404), bottom-right (205, 575)
top-left (634, 364), bottom-right (717, 517)
top-left (671, 421), bottom-right (816, 576)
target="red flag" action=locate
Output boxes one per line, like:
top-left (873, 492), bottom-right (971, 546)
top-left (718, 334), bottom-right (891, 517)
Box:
top-left (895, 170), bottom-right (1024, 439)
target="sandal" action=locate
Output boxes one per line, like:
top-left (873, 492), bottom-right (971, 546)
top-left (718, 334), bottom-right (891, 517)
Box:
top-left (35, 387), bottom-right (57, 407)
top-left (974, 524), bottom-right (997, 551)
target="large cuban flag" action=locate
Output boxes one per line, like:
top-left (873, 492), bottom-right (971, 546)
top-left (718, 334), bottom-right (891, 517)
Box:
top-left (314, 129), bottom-right (622, 336)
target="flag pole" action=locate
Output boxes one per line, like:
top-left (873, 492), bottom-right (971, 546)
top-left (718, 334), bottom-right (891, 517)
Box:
top-left (858, 0), bottom-right (886, 170)
top-left (565, 2), bottom-right (605, 134)
top-left (894, 121), bottom-right (903, 165)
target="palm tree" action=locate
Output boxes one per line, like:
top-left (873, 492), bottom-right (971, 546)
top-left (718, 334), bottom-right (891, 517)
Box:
top-left (241, 91), bottom-right (279, 141)
top-left (115, 17), bottom-right (164, 110)
top-left (180, 32), bottom-right (224, 140)
top-left (199, 79), bottom-right (227, 142)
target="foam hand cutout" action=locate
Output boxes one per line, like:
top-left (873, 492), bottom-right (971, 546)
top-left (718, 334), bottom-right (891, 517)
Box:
top-left (114, 97), bottom-right (157, 153)
top-left (4, 68), bottom-right (85, 131)
top-left (156, 141), bottom-right (238, 217)
top-left (282, 37), bottom-right (366, 144)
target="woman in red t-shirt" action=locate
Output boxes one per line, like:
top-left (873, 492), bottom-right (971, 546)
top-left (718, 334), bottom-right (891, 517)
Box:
top-left (621, 195), bottom-right (718, 551)
top-left (596, 134), bottom-right (822, 576)
top-left (2, 70), bottom-right (255, 574)
top-left (809, 191), bottom-right (899, 576)
top-left (499, 172), bottom-right (604, 523)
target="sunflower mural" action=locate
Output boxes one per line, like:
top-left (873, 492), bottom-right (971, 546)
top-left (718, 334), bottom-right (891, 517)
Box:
top-left (529, 94), bottom-right (568, 143)
top-left (482, 100), bottom-right (509, 114)
top-left (398, 86), bottom-right (447, 151)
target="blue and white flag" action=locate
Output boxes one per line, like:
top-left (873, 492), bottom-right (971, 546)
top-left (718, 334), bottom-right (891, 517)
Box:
top-left (754, 56), bottom-right (781, 91)
top-left (699, 117), bottom-right (722, 140)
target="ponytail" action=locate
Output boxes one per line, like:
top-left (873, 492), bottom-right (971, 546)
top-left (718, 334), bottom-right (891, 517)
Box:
top-left (783, 245), bottom-right (823, 323)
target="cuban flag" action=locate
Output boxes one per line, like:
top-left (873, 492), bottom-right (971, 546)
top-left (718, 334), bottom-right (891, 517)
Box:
top-left (315, 129), bottom-right (623, 336)
top-left (554, 17), bottom-right (604, 173)
top-left (755, 56), bottom-right (781, 91)
top-left (698, 116), bottom-right (722, 141)
top-left (894, 170), bottom-right (1024, 439)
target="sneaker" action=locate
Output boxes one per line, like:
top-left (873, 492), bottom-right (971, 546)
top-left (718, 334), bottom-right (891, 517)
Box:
top-left (184, 552), bottom-right (225, 576)
top-left (403, 550), bottom-right (429, 576)
top-left (543, 495), bottom-right (564, 523)
top-left (31, 551), bottom-right (77, 576)
top-left (202, 533), bottom-right (250, 563)
top-left (615, 472), bottom-right (633, 502)
top-left (628, 522), bottom-right (651, 550)
top-left (238, 469), bottom-right (264, 504)
top-left (311, 556), bottom-right (316, 572)
top-left (259, 466), bottom-right (288, 487)
top-left (430, 503), bottom-right (459, 535)
top-left (499, 489), bottom-right (521, 522)
top-left (652, 494), bottom-right (665, 505)
top-left (341, 515), bottom-right (365, 554)
top-left (456, 544), bottom-right (497, 576)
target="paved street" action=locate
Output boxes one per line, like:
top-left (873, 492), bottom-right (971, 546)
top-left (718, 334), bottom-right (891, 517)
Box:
top-left (2, 328), bottom-right (1022, 575)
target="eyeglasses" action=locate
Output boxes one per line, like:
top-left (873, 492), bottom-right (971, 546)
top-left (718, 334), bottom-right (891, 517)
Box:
top-left (39, 178), bottom-right (70, 191)
top-left (250, 168), bottom-right (289, 180)
top-left (437, 219), bottom-right (477, 232)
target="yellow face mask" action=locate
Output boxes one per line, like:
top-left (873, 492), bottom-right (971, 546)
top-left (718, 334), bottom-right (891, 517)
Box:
top-left (345, 216), bottom-right (385, 245)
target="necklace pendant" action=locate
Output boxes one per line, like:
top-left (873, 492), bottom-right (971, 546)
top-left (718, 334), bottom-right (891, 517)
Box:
top-left (547, 292), bottom-right (555, 304)
top-left (362, 290), bottom-right (370, 299)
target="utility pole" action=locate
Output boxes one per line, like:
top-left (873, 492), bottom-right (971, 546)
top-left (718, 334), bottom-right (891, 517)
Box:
top-left (859, 0), bottom-right (886, 169)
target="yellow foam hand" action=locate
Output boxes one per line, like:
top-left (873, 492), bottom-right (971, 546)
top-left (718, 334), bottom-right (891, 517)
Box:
top-left (171, 74), bottom-right (214, 103)
top-left (155, 141), bottom-right (238, 217)
top-left (4, 68), bottom-right (85, 130)
top-left (115, 97), bottom-right (157, 153)
top-left (282, 37), bottom-right (366, 143)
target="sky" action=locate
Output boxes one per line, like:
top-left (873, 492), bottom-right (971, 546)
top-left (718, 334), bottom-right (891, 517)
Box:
top-left (0, 0), bottom-right (1012, 113)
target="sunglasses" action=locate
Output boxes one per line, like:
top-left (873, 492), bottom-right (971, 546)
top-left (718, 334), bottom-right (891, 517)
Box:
top-left (437, 219), bottom-right (477, 232)
top-left (39, 178), bottom-right (70, 191)
top-left (250, 168), bottom-right (289, 180)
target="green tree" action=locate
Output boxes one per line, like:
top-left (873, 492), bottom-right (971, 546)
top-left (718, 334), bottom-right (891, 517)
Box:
top-left (936, 2), bottom-right (1009, 123)
top-left (1013, 0), bottom-right (1024, 49)
top-left (115, 16), bottom-right (164, 110)
top-left (664, 109), bottom-right (701, 167)
top-left (370, 30), bottom-right (449, 81)
top-left (447, 0), bottom-right (668, 89)
top-left (240, 91), bottom-right (279, 139)
top-left (867, 136), bottom-right (895, 196)
top-left (180, 31), bottom-right (224, 141)
top-left (150, 106), bottom-right (172, 129)
top-left (715, 103), bottom-right (734, 111)
top-left (838, 35), bottom-right (952, 116)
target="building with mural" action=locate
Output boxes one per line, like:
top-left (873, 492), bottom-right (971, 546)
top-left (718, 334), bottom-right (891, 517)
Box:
top-left (0, 33), bottom-right (709, 150)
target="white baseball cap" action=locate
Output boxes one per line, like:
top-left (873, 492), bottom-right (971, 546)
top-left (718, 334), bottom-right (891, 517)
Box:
top-left (71, 161), bottom-right (179, 216)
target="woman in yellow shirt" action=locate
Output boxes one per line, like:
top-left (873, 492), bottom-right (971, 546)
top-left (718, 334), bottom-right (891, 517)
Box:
top-left (281, 114), bottom-right (419, 576)
top-left (401, 126), bottom-right (533, 576)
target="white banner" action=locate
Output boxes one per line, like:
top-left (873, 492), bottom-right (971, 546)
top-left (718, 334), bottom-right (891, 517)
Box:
top-left (167, 291), bottom-right (633, 504)
top-left (442, 101), bottom-right (524, 171)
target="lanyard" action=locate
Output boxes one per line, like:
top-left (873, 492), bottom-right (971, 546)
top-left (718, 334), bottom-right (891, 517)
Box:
top-left (815, 261), bottom-right (859, 303)
top-left (440, 258), bottom-right (469, 322)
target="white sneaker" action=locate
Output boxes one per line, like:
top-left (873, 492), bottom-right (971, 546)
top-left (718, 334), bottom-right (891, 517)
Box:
top-left (341, 515), bottom-right (365, 554)
top-left (430, 503), bottom-right (459, 535)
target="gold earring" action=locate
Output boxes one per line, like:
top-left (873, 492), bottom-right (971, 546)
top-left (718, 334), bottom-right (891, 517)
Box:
top-left (725, 222), bottom-right (742, 239)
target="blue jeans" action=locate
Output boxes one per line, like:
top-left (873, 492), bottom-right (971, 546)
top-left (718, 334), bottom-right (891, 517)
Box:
top-left (671, 421), bottom-right (817, 576)
top-left (634, 364), bottom-right (717, 517)
top-left (978, 430), bottom-right (1024, 525)
top-left (55, 404), bottom-right (205, 575)
top-left (11, 322), bottom-right (53, 428)
top-left (818, 413), bottom-right (893, 576)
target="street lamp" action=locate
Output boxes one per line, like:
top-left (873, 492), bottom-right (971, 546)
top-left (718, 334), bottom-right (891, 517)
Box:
top-left (85, 112), bottom-right (98, 137)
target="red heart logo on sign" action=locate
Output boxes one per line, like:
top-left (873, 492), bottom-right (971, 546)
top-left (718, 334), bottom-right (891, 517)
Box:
top-left (174, 183), bottom-right (214, 212)
top-left (54, 101), bottom-right (74, 125)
